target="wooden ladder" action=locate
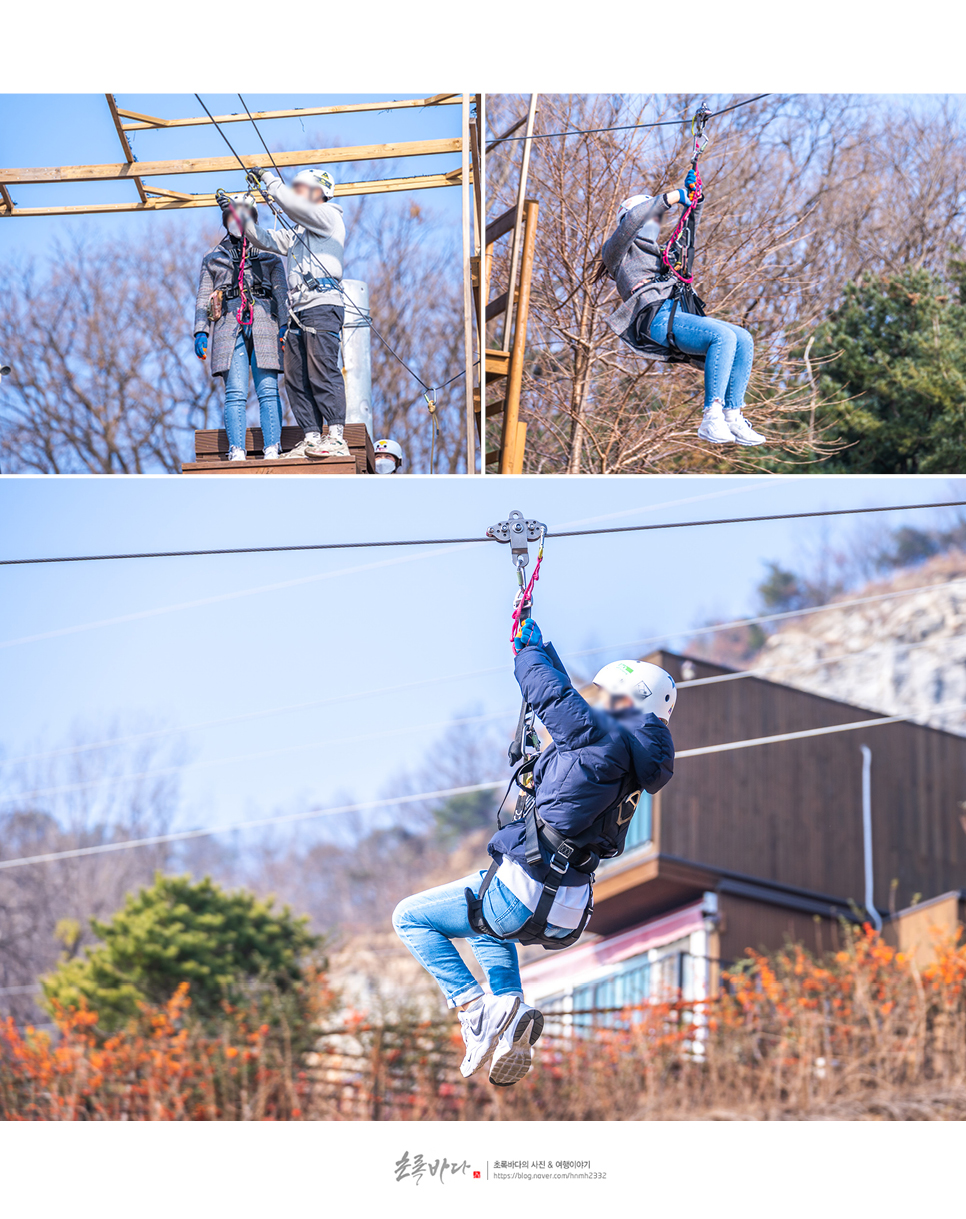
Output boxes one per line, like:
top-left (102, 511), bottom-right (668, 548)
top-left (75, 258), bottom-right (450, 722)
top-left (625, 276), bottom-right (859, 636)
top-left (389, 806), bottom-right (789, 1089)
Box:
top-left (482, 95), bottom-right (539, 475)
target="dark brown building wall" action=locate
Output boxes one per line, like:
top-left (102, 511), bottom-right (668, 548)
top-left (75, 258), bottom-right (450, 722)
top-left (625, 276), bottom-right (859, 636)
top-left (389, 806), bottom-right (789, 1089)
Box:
top-left (652, 653), bottom-right (966, 913)
top-left (717, 893), bottom-right (844, 963)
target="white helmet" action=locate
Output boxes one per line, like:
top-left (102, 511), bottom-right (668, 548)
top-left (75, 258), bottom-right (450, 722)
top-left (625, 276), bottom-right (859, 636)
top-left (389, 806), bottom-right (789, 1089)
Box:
top-left (593, 660), bottom-right (677, 723)
top-left (617, 193), bottom-right (653, 223)
top-left (292, 168), bottom-right (335, 199)
top-left (374, 438), bottom-right (403, 461)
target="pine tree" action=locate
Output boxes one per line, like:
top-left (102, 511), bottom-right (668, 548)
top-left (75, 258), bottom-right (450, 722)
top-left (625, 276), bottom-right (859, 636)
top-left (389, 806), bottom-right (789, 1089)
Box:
top-left (813, 268), bottom-right (966, 472)
top-left (42, 874), bottom-right (322, 1034)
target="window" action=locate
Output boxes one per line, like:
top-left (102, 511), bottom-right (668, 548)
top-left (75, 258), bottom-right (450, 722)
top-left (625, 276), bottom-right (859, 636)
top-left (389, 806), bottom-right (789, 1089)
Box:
top-left (536, 934), bottom-right (701, 1032)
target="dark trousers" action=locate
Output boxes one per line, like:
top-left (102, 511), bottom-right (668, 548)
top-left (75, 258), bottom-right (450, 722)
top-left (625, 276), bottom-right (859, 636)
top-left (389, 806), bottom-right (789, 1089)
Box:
top-left (284, 304), bottom-right (346, 431)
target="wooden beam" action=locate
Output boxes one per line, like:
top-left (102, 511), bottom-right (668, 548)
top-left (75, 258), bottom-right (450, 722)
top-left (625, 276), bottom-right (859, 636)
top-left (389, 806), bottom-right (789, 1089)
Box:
top-left (499, 199), bottom-right (539, 474)
top-left (485, 204), bottom-right (518, 246)
top-left (485, 349), bottom-right (510, 378)
top-left (105, 93), bottom-right (148, 204)
top-left (486, 290), bottom-right (509, 322)
top-left (118, 94), bottom-right (461, 132)
top-left (1, 138), bottom-right (463, 186)
top-left (0, 172), bottom-right (460, 218)
top-left (501, 94), bottom-right (538, 353)
top-left (0, 184), bottom-right (14, 215)
top-left (461, 94), bottom-right (476, 474)
top-left (143, 187), bottom-right (196, 202)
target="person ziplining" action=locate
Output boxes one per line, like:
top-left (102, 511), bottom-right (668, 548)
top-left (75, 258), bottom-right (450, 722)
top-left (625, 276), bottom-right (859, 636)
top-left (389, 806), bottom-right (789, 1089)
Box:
top-left (392, 514), bottom-right (676, 1086)
top-left (600, 106), bottom-right (766, 447)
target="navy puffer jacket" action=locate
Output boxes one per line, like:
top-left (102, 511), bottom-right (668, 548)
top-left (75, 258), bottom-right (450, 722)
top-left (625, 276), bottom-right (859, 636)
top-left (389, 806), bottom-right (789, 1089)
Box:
top-left (488, 640), bottom-right (675, 886)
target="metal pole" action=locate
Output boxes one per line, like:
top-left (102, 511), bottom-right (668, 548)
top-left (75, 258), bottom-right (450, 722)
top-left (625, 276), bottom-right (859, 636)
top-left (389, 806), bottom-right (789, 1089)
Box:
top-left (479, 92), bottom-right (487, 475)
top-left (461, 93), bottom-right (476, 473)
top-left (341, 279), bottom-right (372, 437)
top-left (860, 745), bottom-right (882, 932)
top-left (501, 94), bottom-right (538, 353)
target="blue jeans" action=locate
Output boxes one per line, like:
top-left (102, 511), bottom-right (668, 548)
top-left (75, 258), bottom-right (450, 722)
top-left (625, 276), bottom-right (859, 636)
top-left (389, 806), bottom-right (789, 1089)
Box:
top-left (649, 300), bottom-right (754, 411)
top-left (223, 328), bottom-right (282, 450)
top-left (392, 870), bottom-right (570, 1009)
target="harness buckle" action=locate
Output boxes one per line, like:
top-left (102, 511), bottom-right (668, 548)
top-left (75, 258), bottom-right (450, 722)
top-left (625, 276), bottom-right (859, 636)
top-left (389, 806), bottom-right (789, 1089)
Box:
top-left (549, 841), bottom-right (574, 874)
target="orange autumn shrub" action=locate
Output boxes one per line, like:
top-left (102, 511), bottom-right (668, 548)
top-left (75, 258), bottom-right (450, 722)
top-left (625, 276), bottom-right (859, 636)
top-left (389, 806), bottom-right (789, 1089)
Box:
top-left (0, 983), bottom-right (321, 1120)
top-left (2, 926), bottom-right (965, 1120)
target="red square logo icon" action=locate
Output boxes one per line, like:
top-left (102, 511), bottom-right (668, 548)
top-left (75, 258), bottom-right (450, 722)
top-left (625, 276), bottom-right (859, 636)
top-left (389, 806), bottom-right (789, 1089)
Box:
top-left (473, 1171), bottom-right (481, 1179)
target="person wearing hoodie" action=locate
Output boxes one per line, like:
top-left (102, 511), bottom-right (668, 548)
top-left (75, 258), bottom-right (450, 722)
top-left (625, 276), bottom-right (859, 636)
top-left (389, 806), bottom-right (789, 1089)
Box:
top-left (194, 192), bottom-right (287, 461)
top-left (601, 170), bottom-right (765, 447)
top-left (392, 617), bottom-right (675, 1088)
top-left (243, 166), bottom-right (349, 460)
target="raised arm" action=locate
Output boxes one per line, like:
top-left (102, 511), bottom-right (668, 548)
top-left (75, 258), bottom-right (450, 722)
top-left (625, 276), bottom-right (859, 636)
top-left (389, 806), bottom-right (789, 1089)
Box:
top-left (259, 172), bottom-right (342, 237)
top-left (514, 639), bottom-right (606, 751)
top-left (243, 219), bottom-right (295, 257)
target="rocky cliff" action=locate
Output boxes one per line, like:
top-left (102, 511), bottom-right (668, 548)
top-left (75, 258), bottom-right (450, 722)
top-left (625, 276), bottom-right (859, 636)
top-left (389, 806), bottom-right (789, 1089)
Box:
top-left (754, 551), bottom-right (966, 736)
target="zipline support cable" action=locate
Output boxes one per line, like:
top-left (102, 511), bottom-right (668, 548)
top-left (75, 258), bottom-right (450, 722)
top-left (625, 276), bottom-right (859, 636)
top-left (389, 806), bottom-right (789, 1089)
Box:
top-left (4, 499), bottom-right (965, 567)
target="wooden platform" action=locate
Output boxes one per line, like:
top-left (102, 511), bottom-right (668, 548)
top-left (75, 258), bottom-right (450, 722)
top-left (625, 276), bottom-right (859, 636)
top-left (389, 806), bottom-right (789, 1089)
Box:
top-left (181, 425), bottom-right (373, 475)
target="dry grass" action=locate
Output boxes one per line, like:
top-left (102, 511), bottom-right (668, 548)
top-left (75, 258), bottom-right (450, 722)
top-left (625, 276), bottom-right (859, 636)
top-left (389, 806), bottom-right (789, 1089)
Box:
top-left (3, 925), bottom-right (965, 1120)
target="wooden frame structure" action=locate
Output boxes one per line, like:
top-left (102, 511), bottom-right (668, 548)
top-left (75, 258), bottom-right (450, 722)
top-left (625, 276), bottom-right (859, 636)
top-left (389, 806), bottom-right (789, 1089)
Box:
top-left (0, 92), bottom-right (482, 473)
top-left (483, 94), bottom-right (538, 474)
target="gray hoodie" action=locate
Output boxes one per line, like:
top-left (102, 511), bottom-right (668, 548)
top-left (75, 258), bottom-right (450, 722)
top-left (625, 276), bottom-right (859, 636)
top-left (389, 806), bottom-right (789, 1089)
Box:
top-left (602, 192), bottom-right (704, 348)
top-left (244, 172), bottom-right (345, 315)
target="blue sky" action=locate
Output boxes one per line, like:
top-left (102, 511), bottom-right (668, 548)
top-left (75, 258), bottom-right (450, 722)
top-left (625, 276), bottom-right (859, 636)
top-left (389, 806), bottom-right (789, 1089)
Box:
top-left (0, 94), bottom-right (463, 263)
top-left (0, 474), bottom-right (960, 846)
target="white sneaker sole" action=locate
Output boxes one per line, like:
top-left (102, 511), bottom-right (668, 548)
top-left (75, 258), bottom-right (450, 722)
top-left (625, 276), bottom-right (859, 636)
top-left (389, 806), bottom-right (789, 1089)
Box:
top-left (697, 426), bottom-right (734, 444)
top-left (488, 1007), bottom-right (544, 1087)
top-left (460, 997), bottom-right (521, 1079)
top-left (729, 434), bottom-right (767, 446)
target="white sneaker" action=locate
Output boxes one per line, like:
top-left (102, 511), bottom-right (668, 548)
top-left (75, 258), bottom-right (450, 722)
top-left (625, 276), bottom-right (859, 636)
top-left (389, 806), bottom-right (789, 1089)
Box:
top-left (458, 995), bottom-right (521, 1078)
top-left (697, 399), bottom-right (735, 444)
top-left (262, 444), bottom-right (282, 460)
top-left (315, 432), bottom-right (351, 458)
top-left (723, 408), bottom-right (767, 446)
top-left (227, 446), bottom-right (247, 462)
top-left (283, 435), bottom-right (318, 459)
top-left (488, 1002), bottom-right (544, 1087)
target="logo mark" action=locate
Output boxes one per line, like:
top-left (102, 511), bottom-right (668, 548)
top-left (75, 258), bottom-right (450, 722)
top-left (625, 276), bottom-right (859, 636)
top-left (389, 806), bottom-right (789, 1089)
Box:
top-left (617, 791), bottom-right (642, 826)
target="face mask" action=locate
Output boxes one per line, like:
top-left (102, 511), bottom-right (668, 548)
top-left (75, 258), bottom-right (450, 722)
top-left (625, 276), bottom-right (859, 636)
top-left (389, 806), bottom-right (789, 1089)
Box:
top-left (375, 457), bottom-right (397, 475)
top-left (227, 218), bottom-right (242, 238)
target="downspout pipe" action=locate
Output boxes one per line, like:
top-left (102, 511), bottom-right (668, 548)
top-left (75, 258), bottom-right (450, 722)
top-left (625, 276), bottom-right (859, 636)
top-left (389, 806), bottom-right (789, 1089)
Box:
top-left (860, 745), bottom-right (883, 933)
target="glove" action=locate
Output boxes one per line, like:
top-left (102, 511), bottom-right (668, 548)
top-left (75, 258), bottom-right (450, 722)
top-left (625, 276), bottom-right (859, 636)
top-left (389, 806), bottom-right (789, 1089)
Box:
top-left (194, 332), bottom-right (208, 360)
top-left (684, 169), bottom-right (697, 200)
top-left (247, 166), bottom-right (266, 183)
top-left (513, 618), bottom-right (543, 654)
top-left (278, 324), bottom-right (287, 347)
top-left (215, 188), bottom-right (231, 209)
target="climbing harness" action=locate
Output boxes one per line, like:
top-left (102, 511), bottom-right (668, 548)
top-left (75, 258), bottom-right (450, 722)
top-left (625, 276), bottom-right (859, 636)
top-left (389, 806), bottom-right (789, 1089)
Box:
top-left (466, 510), bottom-right (652, 951)
top-left (222, 196), bottom-right (255, 327)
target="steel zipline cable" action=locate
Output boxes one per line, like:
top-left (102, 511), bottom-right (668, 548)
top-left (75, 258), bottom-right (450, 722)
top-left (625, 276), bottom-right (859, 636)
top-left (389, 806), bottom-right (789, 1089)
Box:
top-left (490, 93), bottom-right (771, 145)
top-left (192, 93), bottom-right (476, 402)
top-left (3, 498), bottom-right (965, 568)
top-left (3, 700), bottom-right (961, 872)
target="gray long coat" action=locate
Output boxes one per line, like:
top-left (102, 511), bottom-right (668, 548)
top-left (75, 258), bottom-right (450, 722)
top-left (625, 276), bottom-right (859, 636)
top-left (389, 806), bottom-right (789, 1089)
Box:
top-left (194, 236), bottom-right (288, 377)
top-left (602, 193), bottom-right (705, 355)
